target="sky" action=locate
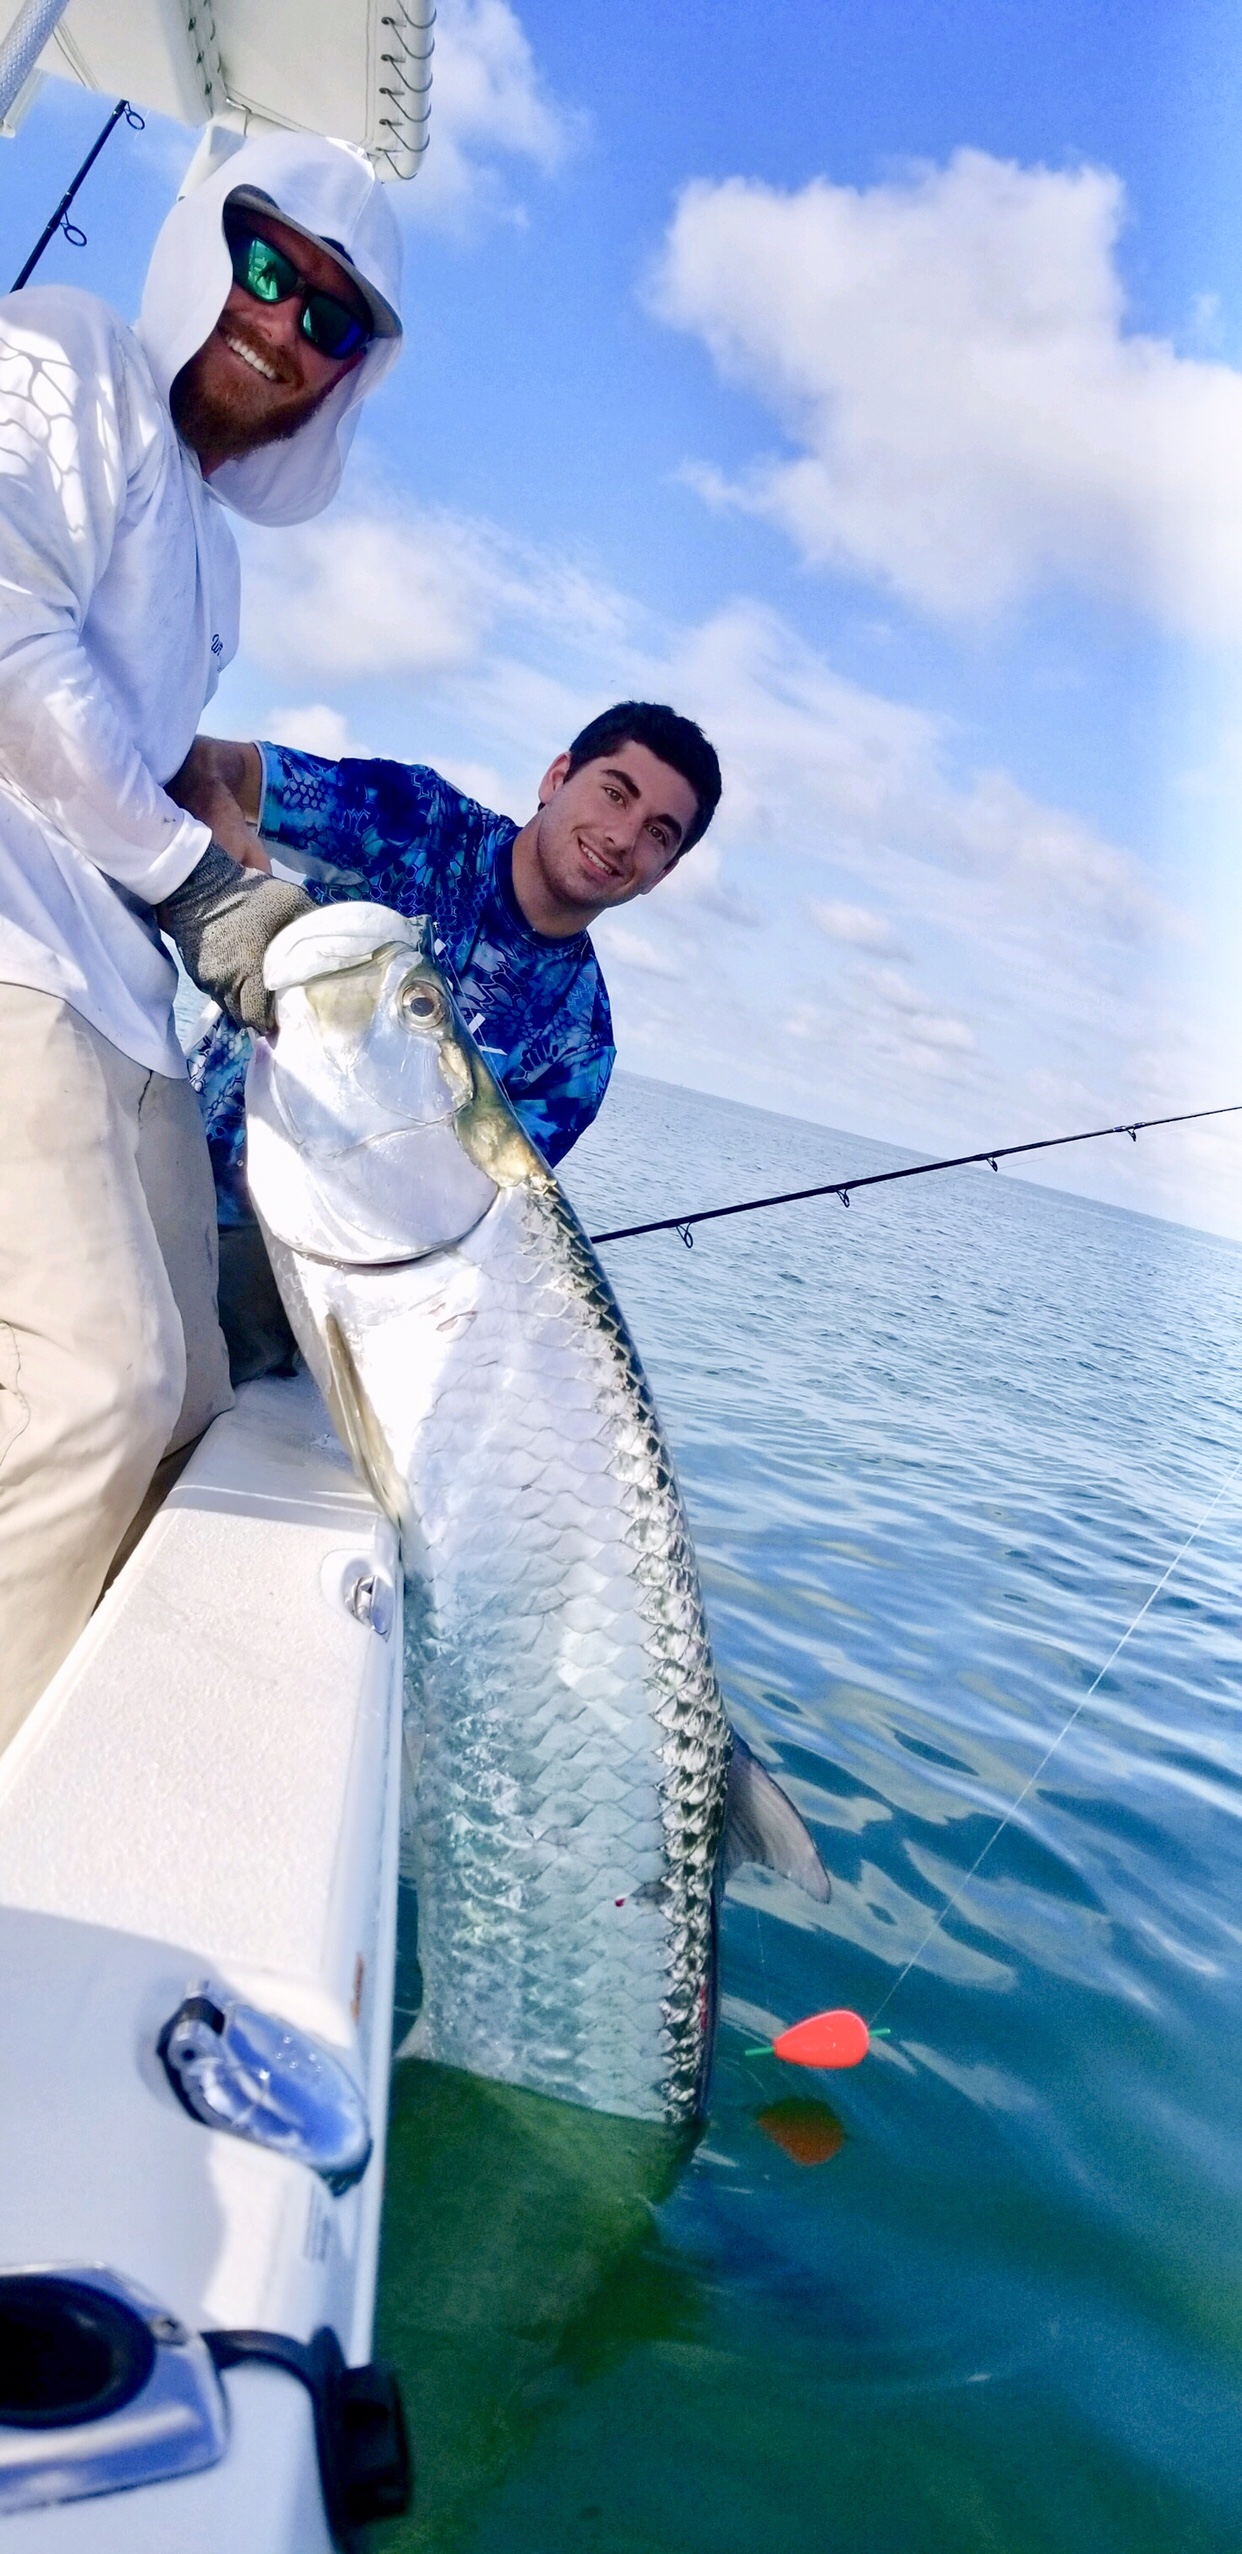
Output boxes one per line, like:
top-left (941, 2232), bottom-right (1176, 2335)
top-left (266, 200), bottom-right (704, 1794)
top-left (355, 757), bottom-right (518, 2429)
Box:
top-left (5, 1), bottom-right (1242, 1234)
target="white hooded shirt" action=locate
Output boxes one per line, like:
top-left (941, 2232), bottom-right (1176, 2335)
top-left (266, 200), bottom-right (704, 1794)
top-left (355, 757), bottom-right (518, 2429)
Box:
top-left (0, 133), bottom-right (401, 1075)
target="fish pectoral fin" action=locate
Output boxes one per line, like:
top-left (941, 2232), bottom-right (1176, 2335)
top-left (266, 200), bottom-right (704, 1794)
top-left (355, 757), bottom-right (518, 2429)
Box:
top-left (722, 1735), bottom-right (831, 1902)
top-left (323, 1311), bottom-right (405, 1525)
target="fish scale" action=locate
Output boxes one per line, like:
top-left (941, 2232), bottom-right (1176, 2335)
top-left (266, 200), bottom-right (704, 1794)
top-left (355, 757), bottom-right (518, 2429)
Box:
top-left (249, 910), bottom-right (828, 2124)
top-left (264, 1171), bottom-right (731, 2123)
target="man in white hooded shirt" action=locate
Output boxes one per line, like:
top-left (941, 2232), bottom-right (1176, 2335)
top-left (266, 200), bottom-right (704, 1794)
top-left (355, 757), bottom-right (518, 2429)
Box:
top-left (0, 131), bottom-right (403, 1743)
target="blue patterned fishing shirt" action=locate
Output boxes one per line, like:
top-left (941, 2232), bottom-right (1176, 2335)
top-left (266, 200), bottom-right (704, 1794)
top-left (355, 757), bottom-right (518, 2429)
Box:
top-left (190, 744), bottom-right (615, 1225)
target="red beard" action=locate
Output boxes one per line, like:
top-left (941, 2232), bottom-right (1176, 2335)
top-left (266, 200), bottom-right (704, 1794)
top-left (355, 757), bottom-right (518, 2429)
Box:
top-left (171, 317), bottom-right (328, 466)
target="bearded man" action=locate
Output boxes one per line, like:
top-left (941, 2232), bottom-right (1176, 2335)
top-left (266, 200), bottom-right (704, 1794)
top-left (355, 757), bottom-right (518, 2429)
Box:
top-left (0, 132), bottom-right (403, 1743)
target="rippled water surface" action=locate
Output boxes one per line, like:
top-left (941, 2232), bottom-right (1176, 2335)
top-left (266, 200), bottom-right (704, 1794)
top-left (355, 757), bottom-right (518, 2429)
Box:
top-left (375, 1075), bottom-right (1242, 2553)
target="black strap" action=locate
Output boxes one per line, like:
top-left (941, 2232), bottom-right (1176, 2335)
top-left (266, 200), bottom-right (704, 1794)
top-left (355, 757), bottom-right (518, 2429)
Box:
top-left (205, 2328), bottom-right (411, 2548)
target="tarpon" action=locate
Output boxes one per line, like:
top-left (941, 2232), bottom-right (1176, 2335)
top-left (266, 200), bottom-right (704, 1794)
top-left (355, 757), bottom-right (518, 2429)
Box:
top-left (246, 903), bottom-right (829, 2126)
top-left (375, 2051), bottom-right (689, 2549)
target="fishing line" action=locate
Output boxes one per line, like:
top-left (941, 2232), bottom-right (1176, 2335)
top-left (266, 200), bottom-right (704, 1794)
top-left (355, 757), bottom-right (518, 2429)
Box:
top-left (605, 1097), bottom-right (1242, 2067)
top-left (741, 1902), bottom-right (777, 2064)
top-left (865, 1452), bottom-right (1242, 2034)
top-left (588, 1100), bottom-right (1242, 1248)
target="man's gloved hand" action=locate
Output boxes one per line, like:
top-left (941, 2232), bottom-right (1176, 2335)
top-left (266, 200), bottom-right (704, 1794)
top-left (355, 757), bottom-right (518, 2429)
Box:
top-left (160, 844), bottom-right (314, 1034)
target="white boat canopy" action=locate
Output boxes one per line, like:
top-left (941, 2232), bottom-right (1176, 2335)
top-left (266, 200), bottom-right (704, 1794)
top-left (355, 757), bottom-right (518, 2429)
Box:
top-left (0, 0), bottom-right (434, 179)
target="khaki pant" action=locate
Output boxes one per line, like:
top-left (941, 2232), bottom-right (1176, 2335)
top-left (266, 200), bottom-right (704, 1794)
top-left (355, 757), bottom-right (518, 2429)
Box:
top-left (0, 985), bottom-right (232, 1746)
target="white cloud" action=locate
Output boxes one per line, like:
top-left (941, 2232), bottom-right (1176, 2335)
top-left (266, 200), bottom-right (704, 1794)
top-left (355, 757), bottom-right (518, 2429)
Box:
top-left (593, 920), bottom-right (683, 980)
top-left (650, 599), bottom-right (1171, 958)
top-left (241, 502), bottom-right (626, 681)
top-left (658, 840), bottom-right (763, 929)
top-left (810, 898), bottom-right (903, 953)
top-left (787, 965), bottom-right (976, 1093)
top-left (215, 497), bottom-right (1242, 1236)
top-left (260, 703), bottom-right (368, 760)
top-left (854, 964), bottom-right (976, 1056)
top-left (236, 509), bottom-right (1168, 987)
top-left (650, 149), bottom-right (1242, 636)
top-left (407, 0), bottom-right (582, 232)
top-left (244, 511), bottom-right (488, 676)
top-left (434, 756), bottom-right (526, 814)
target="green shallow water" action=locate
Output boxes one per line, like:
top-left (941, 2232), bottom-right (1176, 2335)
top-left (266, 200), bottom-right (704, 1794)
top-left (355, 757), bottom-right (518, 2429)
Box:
top-left (374, 1075), bottom-right (1242, 2553)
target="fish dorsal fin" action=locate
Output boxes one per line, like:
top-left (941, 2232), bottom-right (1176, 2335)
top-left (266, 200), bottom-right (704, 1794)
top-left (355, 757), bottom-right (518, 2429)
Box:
top-left (722, 1736), bottom-right (831, 1902)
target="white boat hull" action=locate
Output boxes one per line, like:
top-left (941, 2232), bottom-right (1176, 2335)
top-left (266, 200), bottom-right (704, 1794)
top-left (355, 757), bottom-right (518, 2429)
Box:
top-left (0, 1373), bottom-right (404, 2546)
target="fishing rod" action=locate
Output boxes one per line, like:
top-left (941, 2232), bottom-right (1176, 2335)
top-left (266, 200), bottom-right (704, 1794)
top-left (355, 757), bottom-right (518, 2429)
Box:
top-left (589, 1100), bottom-right (1242, 1248)
top-left (585, 1092), bottom-right (1242, 2079)
top-left (11, 96), bottom-right (144, 292)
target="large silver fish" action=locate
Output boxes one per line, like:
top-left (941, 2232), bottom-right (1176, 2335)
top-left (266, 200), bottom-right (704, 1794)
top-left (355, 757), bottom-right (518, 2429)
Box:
top-left (375, 2056), bottom-right (687, 2547)
top-left (246, 903), bottom-right (828, 2126)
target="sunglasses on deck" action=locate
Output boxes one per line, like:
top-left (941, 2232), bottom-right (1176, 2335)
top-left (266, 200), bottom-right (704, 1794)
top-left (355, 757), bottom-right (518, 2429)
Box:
top-left (224, 224), bottom-right (373, 362)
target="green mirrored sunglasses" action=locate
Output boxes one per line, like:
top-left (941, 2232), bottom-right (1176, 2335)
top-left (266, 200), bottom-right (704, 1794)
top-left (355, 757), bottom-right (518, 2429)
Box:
top-left (225, 225), bottom-right (372, 363)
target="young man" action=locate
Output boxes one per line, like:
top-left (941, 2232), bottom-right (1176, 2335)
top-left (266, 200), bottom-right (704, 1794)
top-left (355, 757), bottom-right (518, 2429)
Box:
top-left (0, 133), bottom-right (403, 1741)
top-left (171, 703), bottom-right (722, 1377)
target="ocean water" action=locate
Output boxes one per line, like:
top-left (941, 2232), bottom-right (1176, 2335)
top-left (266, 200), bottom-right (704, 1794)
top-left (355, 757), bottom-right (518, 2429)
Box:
top-left (374, 1074), bottom-right (1242, 2554)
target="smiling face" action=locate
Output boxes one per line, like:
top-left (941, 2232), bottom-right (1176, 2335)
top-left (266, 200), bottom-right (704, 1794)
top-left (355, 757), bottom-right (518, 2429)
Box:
top-left (512, 742), bottom-right (701, 939)
top-left (170, 208), bottom-right (369, 476)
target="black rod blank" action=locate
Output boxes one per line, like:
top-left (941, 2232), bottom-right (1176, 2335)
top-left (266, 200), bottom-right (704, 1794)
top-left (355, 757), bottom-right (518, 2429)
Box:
top-left (12, 97), bottom-right (142, 291)
top-left (588, 1101), bottom-right (1242, 1246)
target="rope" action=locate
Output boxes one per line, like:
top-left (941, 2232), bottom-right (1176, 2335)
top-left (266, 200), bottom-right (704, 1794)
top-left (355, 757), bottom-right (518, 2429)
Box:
top-left (866, 1455), bottom-right (1242, 2031)
top-left (588, 1100), bottom-right (1242, 1246)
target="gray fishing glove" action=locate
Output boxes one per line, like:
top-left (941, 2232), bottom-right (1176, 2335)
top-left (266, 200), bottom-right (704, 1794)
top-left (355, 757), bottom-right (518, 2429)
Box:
top-left (160, 844), bottom-right (314, 1034)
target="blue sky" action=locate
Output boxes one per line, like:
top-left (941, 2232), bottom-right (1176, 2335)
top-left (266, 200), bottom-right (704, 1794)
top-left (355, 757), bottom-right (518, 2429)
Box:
top-left (6, 1), bottom-right (1242, 1232)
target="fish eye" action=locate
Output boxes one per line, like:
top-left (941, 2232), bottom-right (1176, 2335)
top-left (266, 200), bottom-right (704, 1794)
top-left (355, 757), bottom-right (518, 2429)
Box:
top-left (399, 977), bottom-right (446, 1029)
